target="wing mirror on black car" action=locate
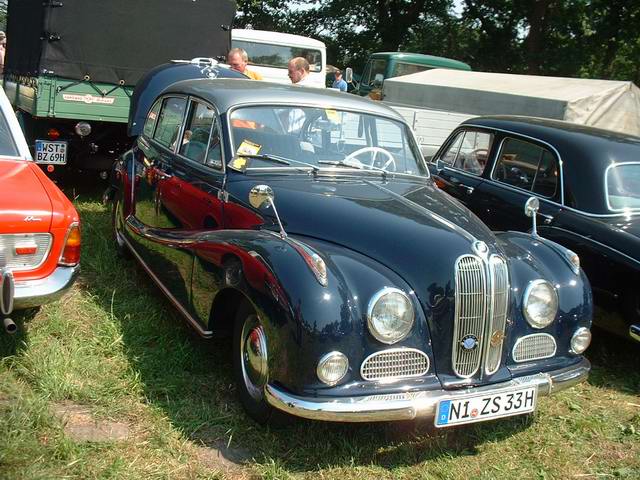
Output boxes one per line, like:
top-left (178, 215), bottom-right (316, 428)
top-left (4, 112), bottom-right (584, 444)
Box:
top-left (524, 196), bottom-right (540, 236)
top-left (345, 67), bottom-right (353, 84)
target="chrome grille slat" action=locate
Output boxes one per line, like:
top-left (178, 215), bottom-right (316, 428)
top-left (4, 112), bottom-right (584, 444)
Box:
top-left (513, 334), bottom-right (557, 362)
top-left (360, 348), bottom-right (429, 381)
top-left (452, 255), bottom-right (486, 377)
top-left (485, 255), bottom-right (510, 374)
top-left (0, 234), bottom-right (52, 271)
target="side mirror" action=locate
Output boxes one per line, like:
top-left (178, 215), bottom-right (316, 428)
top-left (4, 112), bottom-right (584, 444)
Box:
top-left (524, 196), bottom-right (540, 236)
top-left (249, 184), bottom-right (275, 209)
top-left (372, 73), bottom-right (384, 88)
top-left (345, 67), bottom-right (353, 84)
top-left (435, 159), bottom-right (445, 172)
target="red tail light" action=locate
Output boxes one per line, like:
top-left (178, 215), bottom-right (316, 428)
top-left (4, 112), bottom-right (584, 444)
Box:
top-left (15, 246), bottom-right (37, 255)
top-left (47, 128), bottom-right (61, 140)
top-left (59, 224), bottom-right (81, 266)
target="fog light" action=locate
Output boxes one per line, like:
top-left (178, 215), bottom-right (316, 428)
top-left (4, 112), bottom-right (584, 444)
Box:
top-left (317, 351), bottom-right (348, 386)
top-left (75, 121), bottom-right (92, 137)
top-left (570, 327), bottom-right (591, 354)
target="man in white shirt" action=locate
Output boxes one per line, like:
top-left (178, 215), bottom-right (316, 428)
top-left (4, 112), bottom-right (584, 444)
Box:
top-left (288, 57), bottom-right (314, 86)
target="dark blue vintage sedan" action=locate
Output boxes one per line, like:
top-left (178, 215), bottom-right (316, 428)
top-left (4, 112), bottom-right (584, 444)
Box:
top-left (429, 117), bottom-right (639, 342)
top-left (111, 72), bottom-right (593, 426)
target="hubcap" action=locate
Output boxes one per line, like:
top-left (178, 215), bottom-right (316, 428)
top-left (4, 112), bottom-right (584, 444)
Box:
top-left (240, 315), bottom-right (268, 400)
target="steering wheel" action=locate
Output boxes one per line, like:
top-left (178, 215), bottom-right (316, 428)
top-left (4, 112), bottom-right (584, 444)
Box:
top-left (344, 146), bottom-right (396, 171)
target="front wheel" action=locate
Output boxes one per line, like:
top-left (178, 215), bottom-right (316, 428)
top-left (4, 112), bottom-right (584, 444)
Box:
top-left (232, 300), bottom-right (290, 426)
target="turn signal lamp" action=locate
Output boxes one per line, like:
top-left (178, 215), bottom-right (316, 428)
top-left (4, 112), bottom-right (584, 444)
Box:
top-left (59, 224), bottom-right (81, 266)
top-left (47, 128), bottom-right (61, 140)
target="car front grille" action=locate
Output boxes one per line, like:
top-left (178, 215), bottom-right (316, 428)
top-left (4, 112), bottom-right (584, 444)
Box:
top-left (513, 334), bottom-right (557, 362)
top-left (452, 254), bottom-right (510, 378)
top-left (0, 234), bottom-right (52, 271)
top-left (360, 348), bottom-right (430, 381)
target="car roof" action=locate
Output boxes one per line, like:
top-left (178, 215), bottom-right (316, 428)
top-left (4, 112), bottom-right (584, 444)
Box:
top-left (161, 79), bottom-right (405, 119)
top-left (461, 115), bottom-right (640, 214)
top-left (368, 52), bottom-right (472, 70)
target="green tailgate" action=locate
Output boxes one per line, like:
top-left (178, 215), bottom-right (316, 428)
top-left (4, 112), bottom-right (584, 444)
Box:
top-left (5, 76), bottom-right (133, 123)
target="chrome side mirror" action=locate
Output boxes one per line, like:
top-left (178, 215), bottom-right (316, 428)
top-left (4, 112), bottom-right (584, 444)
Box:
top-left (524, 196), bottom-right (540, 236)
top-left (372, 73), bottom-right (384, 88)
top-left (435, 159), bottom-right (445, 173)
top-left (249, 185), bottom-right (275, 209)
top-left (345, 67), bottom-right (353, 84)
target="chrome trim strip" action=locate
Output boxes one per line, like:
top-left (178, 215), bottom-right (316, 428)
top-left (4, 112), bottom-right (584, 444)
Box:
top-left (118, 226), bottom-right (213, 338)
top-left (629, 324), bottom-right (640, 343)
top-left (512, 333), bottom-right (557, 363)
top-left (603, 162), bottom-right (640, 213)
top-left (264, 358), bottom-right (590, 422)
top-left (360, 347), bottom-right (430, 381)
top-left (13, 265), bottom-right (79, 309)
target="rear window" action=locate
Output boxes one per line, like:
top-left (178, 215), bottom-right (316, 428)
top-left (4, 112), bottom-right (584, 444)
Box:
top-left (0, 109), bottom-right (19, 157)
top-left (606, 163), bottom-right (640, 211)
top-left (232, 40), bottom-right (322, 72)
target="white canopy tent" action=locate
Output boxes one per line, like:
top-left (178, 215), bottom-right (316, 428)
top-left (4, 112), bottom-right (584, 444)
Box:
top-left (383, 69), bottom-right (640, 137)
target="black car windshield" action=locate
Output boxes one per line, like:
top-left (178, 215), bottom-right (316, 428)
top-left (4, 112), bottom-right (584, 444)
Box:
top-left (606, 163), bottom-right (640, 212)
top-left (228, 105), bottom-right (427, 176)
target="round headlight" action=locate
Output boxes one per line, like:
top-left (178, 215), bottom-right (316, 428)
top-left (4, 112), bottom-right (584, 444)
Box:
top-left (367, 288), bottom-right (414, 344)
top-left (523, 280), bottom-right (558, 328)
top-left (74, 121), bottom-right (92, 137)
top-left (571, 327), bottom-right (591, 354)
top-left (317, 351), bottom-right (349, 386)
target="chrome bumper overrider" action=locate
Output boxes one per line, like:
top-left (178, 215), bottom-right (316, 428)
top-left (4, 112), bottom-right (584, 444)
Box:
top-left (265, 358), bottom-right (591, 422)
top-left (13, 265), bottom-right (80, 309)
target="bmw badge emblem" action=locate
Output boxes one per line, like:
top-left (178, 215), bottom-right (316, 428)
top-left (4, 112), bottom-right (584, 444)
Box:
top-left (472, 240), bottom-right (489, 258)
top-left (461, 334), bottom-right (479, 350)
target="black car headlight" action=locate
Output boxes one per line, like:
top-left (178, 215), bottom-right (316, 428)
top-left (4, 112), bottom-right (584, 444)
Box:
top-left (367, 288), bottom-right (414, 344)
top-left (523, 280), bottom-right (558, 328)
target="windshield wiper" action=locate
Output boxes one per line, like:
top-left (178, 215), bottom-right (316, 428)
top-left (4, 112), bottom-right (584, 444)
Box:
top-left (235, 154), bottom-right (319, 174)
top-left (318, 159), bottom-right (388, 179)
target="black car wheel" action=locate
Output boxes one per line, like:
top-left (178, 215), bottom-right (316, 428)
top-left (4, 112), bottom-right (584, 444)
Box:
top-left (233, 300), bottom-right (289, 426)
top-left (111, 196), bottom-right (130, 258)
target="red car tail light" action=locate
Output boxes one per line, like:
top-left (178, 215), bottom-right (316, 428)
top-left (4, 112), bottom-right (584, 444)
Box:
top-left (59, 223), bottom-right (81, 266)
top-left (15, 245), bottom-right (38, 255)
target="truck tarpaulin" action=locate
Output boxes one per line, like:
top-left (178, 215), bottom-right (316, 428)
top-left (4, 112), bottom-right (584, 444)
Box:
top-left (5, 0), bottom-right (236, 85)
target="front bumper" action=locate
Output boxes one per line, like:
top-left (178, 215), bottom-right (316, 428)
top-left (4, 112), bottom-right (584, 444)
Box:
top-left (13, 265), bottom-right (80, 310)
top-left (265, 357), bottom-right (590, 423)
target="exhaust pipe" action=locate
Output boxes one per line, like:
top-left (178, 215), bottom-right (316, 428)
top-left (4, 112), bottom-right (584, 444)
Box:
top-left (1, 268), bottom-right (16, 334)
top-left (3, 317), bottom-right (16, 335)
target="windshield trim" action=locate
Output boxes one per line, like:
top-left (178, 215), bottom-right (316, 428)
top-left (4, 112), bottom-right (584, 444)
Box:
top-left (226, 102), bottom-right (429, 178)
top-left (604, 161), bottom-right (640, 213)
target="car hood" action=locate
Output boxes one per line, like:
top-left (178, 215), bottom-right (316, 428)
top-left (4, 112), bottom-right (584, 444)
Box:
top-left (229, 173), bottom-right (499, 288)
top-left (0, 160), bottom-right (53, 232)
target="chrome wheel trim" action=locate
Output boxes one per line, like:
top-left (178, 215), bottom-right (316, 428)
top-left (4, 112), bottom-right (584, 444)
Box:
top-left (113, 200), bottom-right (126, 249)
top-left (240, 314), bottom-right (268, 401)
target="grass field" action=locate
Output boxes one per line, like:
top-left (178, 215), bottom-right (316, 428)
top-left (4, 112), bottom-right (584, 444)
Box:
top-left (1, 193), bottom-right (639, 480)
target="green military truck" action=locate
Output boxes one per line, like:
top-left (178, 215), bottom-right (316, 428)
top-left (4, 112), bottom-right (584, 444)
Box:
top-left (3, 0), bottom-right (235, 179)
top-left (354, 52), bottom-right (471, 98)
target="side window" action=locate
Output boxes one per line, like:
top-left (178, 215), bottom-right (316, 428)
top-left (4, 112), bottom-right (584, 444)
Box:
top-left (153, 97), bottom-right (187, 150)
top-left (493, 138), bottom-right (558, 197)
top-left (179, 100), bottom-right (215, 163)
top-left (143, 100), bottom-right (161, 138)
top-left (205, 120), bottom-right (223, 170)
top-left (437, 130), bottom-right (493, 175)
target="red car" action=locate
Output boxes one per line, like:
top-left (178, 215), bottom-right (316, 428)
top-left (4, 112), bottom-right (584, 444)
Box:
top-left (0, 88), bottom-right (80, 334)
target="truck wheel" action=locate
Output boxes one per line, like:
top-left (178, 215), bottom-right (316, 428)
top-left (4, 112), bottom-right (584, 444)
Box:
top-left (233, 300), bottom-right (289, 426)
top-left (111, 197), bottom-right (130, 258)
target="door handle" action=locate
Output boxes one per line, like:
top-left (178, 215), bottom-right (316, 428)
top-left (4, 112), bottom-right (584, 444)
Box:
top-left (538, 213), bottom-right (554, 224)
top-left (156, 171), bottom-right (173, 180)
top-left (462, 185), bottom-right (474, 194)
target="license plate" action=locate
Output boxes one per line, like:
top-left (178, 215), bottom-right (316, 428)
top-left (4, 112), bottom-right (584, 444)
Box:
top-left (35, 140), bottom-right (68, 165)
top-left (435, 386), bottom-right (537, 427)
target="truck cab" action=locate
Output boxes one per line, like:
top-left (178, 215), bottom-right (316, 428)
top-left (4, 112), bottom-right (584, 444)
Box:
top-left (355, 52), bottom-right (471, 98)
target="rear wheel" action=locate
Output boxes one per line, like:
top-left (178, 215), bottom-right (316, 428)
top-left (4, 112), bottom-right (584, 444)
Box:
top-left (232, 300), bottom-right (289, 426)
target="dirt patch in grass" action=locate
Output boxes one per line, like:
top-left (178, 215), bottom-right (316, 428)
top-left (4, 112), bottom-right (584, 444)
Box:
top-left (52, 401), bottom-right (130, 443)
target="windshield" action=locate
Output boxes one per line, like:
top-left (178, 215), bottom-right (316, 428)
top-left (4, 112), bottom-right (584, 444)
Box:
top-left (232, 40), bottom-right (323, 73)
top-left (606, 163), bottom-right (640, 211)
top-left (228, 105), bottom-right (427, 176)
top-left (0, 109), bottom-right (19, 157)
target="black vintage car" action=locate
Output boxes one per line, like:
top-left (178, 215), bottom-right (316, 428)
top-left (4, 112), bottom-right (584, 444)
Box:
top-left (111, 73), bottom-right (593, 426)
top-left (429, 116), bottom-right (640, 342)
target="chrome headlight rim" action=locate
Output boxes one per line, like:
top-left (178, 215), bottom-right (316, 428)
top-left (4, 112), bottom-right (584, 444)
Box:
top-left (523, 279), bottom-right (558, 329)
top-left (316, 351), bottom-right (349, 386)
top-left (570, 327), bottom-right (592, 354)
top-left (367, 287), bottom-right (415, 345)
